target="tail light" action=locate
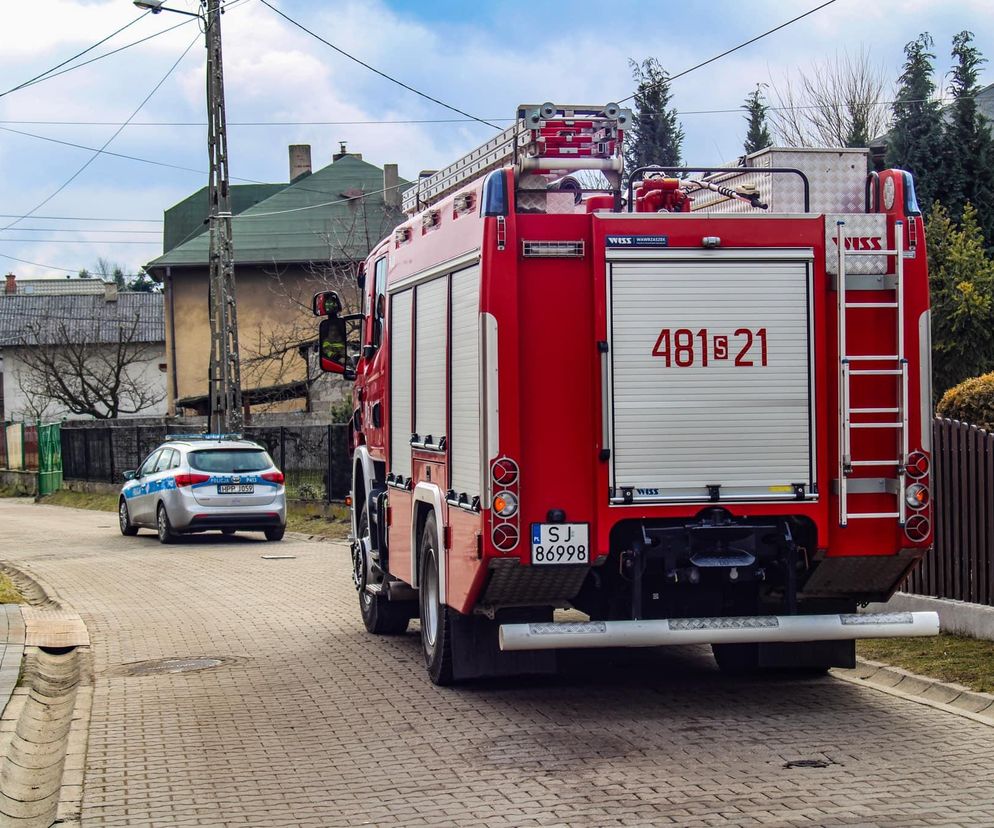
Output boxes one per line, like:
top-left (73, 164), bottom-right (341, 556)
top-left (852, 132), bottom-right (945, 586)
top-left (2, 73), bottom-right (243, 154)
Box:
top-left (261, 471), bottom-right (285, 485)
top-left (490, 457), bottom-right (520, 551)
top-left (175, 473), bottom-right (210, 487)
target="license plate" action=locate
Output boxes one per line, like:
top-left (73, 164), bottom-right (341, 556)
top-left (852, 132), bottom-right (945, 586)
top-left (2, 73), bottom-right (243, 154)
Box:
top-left (218, 484), bottom-right (254, 494)
top-left (530, 523), bottom-right (589, 565)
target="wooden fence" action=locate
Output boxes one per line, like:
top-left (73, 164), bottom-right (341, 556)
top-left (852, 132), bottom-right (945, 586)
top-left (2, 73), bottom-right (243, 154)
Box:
top-left (907, 418), bottom-right (994, 608)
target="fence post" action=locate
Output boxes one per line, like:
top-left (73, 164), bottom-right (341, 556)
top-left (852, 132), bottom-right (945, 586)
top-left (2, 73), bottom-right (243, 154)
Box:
top-left (135, 426), bottom-right (141, 470)
top-left (107, 427), bottom-right (115, 483)
top-left (280, 426), bottom-right (286, 475)
top-left (82, 427), bottom-right (91, 481)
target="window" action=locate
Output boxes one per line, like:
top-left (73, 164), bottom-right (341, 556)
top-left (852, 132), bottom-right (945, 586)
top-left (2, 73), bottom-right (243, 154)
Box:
top-left (189, 449), bottom-right (272, 473)
top-left (138, 450), bottom-right (161, 477)
top-left (154, 449), bottom-right (175, 473)
top-left (169, 450), bottom-right (182, 470)
top-left (373, 256), bottom-right (388, 348)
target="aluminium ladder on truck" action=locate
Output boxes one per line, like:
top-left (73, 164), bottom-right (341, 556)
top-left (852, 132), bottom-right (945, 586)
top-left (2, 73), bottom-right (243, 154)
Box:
top-left (836, 219), bottom-right (909, 527)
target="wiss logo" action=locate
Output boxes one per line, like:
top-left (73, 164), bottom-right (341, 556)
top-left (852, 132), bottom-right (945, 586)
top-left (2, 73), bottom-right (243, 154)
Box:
top-left (831, 236), bottom-right (883, 251)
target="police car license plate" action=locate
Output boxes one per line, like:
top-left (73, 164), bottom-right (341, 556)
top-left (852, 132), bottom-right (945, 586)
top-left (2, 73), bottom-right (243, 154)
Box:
top-left (218, 484), bottom-right (254, 494)
top-left (530, 524), bottom-right (589, 565)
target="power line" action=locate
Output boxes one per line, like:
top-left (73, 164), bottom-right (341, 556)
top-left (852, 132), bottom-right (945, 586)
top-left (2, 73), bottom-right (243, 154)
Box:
top-left (1, 34), bottom-right (201, 235)
top-left (3, 0), bottom-right (249, 98)
top-left (258, 0), bottom-right (501, 130)
top-left (619, 0), bottom-right (840, 103)
top-left (0, 215), bottom-right (162, 224)
top-left (0, 10), bottom-right (150, 98)
top-left (0, 239), bottom-right (160, 245)
top-left (1, 228), bottom-right (161, 235)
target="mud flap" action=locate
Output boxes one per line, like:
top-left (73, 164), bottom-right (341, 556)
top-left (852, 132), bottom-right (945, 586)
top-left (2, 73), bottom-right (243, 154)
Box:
top-left (757, 639), bottom-right (855, 669)
top-left (451, 608), bottom-right (557, 681)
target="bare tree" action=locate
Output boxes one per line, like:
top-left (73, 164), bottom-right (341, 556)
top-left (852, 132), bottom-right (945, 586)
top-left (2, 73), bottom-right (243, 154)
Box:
top-left (768, 48), bottom-right (891, 148)
top-left (14, 315), bottom-right (165, 419)
top-left (239, 193), bottom-right (403, 412)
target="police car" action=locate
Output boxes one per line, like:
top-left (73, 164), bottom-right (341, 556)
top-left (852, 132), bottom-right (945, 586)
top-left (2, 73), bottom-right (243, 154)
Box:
top-left (118, 434), bottom-right (287, 543)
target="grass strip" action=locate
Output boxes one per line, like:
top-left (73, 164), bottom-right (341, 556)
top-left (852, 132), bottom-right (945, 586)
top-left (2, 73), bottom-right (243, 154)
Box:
top-left (858, 633), bottom-right (994, 694)
top-left (0, 572), bottom-right (25, 604)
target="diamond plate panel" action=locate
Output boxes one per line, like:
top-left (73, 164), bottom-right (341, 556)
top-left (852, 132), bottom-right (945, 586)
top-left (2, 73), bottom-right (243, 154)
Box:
top-left (668, 616), bottom-right (779, 631)
top-left (825, 213), bottom-right (888, 275)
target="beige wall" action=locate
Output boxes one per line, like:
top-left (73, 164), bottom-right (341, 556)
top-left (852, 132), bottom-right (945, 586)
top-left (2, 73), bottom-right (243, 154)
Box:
top-left (165, 265), bottom-right (346, 415)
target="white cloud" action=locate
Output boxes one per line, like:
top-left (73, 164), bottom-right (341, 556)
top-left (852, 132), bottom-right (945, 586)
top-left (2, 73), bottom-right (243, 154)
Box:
top-left (0, 0), bottom-right (991, 277)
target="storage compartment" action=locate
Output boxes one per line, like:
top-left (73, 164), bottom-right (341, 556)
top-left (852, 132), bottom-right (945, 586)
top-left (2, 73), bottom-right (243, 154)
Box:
top-left (606, 248), bottom-right (815, 503)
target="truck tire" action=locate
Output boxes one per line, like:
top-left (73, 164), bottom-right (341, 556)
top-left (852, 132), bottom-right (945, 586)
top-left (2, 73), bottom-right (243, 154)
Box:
top-left (419, 512), bottom-right (454, 686)
top-left (356, 504), bottom-right (410, 635)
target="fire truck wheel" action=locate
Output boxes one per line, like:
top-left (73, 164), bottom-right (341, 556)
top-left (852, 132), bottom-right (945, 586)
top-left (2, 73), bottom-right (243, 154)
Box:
top-left (419, 512), bottom-right (454, 686)
top-left (356, 505), bottom-right (410, 635)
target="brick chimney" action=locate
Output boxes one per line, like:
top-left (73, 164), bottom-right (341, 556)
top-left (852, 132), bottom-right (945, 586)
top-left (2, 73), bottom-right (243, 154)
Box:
top-left (104, 281), bottom-right (118, 302)
top-left (289, 144), bottom-right (312, 181)
top-left (383, 163), bottom-right (400, 208)
top-left (333, 141), bottom-right (362, 162)
top-left (4, 272), bottom-right (15, 295)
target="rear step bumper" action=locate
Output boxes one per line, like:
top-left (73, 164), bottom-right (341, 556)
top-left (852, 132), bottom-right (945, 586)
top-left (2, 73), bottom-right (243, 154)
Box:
top-left (498, 611), bottom-right (939, 652)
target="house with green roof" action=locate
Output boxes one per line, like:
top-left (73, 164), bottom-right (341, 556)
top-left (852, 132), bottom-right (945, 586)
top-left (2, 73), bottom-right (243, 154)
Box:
top-left (145, 144), bottom-right (406, 417)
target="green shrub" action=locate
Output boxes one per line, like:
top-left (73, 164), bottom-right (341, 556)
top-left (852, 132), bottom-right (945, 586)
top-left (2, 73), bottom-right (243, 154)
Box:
top-left (936, 371), bottom-right (994, 430)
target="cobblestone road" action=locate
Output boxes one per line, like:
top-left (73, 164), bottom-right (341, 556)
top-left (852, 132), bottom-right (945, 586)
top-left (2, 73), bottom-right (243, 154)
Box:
top-left (1, 499), bottom-right (993, 827)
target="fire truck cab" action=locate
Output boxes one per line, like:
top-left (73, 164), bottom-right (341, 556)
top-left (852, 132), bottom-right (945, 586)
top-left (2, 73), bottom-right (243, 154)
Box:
top-left (316, 103), bottom-right (939, 685)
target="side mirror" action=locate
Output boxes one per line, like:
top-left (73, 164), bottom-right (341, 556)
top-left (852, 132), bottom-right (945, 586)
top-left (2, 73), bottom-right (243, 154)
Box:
top-left (319, 316), bottom-right (349, 375)
top-left (312, 290), bottom-right (343, 318)
top-left (356, 261), bottom-right (366, 290)
top-left (123, 470), bottom-right (137, 480)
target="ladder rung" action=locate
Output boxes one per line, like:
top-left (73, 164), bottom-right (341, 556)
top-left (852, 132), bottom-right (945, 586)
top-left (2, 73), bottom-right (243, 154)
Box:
top-left (850, 422), bottom-right (902, 429)
top-left (849, 459), bottom-right (901, 467)
top-left (851, 408), bottom-right (900, 415)
top-left (845, 512), bottom-right (902, 520)
top-left (845, 302), bottom-right (899, 308)
top-left (850, 369), bottom-right (902, 376)
top-left (844, 249), bottom-right (899, 256)
top-left (846, 356), bottom-right (901, 362)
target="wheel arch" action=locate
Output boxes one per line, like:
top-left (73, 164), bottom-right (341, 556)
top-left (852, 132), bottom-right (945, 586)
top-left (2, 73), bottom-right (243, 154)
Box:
top-left (411, 482), bottom-right (446, 603)
top-left (352, 446), bottom-right (377, 537)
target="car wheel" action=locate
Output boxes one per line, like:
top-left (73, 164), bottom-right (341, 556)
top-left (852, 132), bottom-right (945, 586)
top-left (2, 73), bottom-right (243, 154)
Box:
top-left (355, 504), bottom-right (410, 635)
top-left (264, 525), bottom-right (285, 542)
top-left (156, 503), bottom-right (176, 545)
top-left (419, 512), bottom-right (454, 686)
top-left (118, 498), bottom-right (139, 536)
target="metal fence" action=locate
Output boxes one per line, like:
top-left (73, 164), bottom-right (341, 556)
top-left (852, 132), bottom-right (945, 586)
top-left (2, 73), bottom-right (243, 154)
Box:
top-left (60, 423), bottom-right (351, 501)
top-left (907, 418), bottom-right (994, 608)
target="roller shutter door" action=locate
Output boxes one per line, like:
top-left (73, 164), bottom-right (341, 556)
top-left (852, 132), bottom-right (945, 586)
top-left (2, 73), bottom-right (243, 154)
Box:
top-left (414, 278), bottom-right (448, 443)
top-left (449, 265), bottom-right (481, 499)
top-left (389, 289), bottom-right (413, 478)
top-left (608, 252), bottom-right (814, 503)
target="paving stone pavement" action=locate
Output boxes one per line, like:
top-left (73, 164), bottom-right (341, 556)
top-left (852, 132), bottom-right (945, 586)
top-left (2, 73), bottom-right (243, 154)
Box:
top-left (1, 498), bottom-right (993, 828)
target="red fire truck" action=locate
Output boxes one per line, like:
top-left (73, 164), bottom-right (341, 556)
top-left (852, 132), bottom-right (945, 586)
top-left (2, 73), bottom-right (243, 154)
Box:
top-left (315, 103), bottom-right (940, 685)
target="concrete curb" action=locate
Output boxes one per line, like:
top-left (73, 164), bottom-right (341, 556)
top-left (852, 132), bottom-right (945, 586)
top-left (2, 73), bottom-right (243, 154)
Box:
top-left (0, 563), bottom-right (92, 827)
top-left (832, 657), bottom-right (994, 728)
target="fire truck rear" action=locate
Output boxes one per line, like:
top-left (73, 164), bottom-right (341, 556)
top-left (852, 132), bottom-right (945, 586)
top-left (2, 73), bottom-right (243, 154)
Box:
top-left (315, 103), bottom-right (939, 685)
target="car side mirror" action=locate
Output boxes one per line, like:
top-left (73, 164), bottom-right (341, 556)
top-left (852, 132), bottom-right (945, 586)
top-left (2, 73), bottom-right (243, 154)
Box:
top-left (123, 470), bottom-right (137, 480)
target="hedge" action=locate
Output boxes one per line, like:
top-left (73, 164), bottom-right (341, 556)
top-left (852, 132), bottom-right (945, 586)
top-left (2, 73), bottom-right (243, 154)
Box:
top-left (936, 371), bottom-right (994, 431)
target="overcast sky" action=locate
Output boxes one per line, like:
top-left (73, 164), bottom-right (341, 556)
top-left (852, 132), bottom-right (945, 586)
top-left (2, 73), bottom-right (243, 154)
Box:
top-left (0, 0), bottom-right (990, 280)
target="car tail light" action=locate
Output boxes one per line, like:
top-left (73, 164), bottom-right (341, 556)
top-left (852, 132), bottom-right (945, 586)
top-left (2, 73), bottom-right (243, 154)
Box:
top-left (175, 473), bottom-right (210, 487)
top-left (490, 456), bottom-right (520, 551)
top-left (262, 471), bottom-right (285, 484)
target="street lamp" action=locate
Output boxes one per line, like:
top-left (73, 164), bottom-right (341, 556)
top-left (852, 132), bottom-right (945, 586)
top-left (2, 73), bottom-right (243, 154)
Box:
top-left (133, 0), bottom-right (243, 431)
top-left (133, 1), bottom-right (200, 17)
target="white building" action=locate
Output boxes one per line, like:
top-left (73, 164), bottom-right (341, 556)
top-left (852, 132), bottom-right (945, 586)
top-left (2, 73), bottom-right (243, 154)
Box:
top-left (0, 274), bottom-right (167, 421)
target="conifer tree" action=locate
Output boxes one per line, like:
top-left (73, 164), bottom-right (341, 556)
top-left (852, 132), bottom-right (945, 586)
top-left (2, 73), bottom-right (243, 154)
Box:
top-left (624, 58), bottom-right (684, 177)
top-left (943, 31), bottom-right (994, 247)
top-left (742, 84), bottom-right (772, 155)
top-left (888, 34), bottom-right (944, 212)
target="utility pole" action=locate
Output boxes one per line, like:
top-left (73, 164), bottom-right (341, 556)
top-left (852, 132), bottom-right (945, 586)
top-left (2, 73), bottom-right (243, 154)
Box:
top-left (204, 0), bottom-right (242, 433)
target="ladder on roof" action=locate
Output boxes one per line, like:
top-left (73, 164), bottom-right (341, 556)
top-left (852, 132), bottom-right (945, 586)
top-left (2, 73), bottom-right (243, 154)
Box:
top-left (401, 103), bottom-right (630, 214)
top-left (836, 219), bottom-right (908, 527)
